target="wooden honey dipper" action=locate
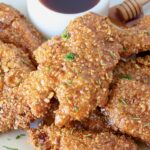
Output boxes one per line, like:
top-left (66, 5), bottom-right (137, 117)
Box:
top-left (116, 0), bottom-right (150, 22)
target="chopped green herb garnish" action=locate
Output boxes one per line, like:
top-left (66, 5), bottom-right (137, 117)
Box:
top-left (131, 116), bottom-right (140, 120)
top-left (147, 31), bottom-right (150, 36)
top-left (73, 106), bottom-right (79, 112)
top-left (119, 98), bottom-right (128, 105)
top-left (96, 79), bottom-right (101, 85)
top-left (61, 30), bottom-right (70, 40)
top-left (65, 53), bottom-right (75, 61)
top-left (110, 51), bottom-right (116, 58)
top-left (144, 123), bottom-right (150, 127)
top-left (100, 60), bottom-right (105, 66)
top-left (84, 134), bottom-right (92, 138)
top-left (120, 74), bottom-right (133, 80)
top-left (123, 47), bottom-right (128, 51)
top-left (46, 66), bottom-right (51, 72)
top-left (3, 146), bottom-right (18, 150)
top-left (67, 80), bottom-right (73, 85)
top-left (16, 134), bottom-right (26, 139)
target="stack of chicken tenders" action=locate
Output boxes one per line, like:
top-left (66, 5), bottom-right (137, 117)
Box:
top-left (0, 3), bottom-right (150, 150)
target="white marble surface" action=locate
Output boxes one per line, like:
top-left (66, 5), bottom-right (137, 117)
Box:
top-left (0, 0), bottom-right (149, 150)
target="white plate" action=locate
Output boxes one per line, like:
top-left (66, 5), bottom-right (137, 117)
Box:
top-left (0, 0), bottom-right (150, 150)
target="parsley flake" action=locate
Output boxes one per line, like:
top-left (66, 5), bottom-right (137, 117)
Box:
top-left (147, 31), bottom-right (150, 36)
top-left (61, 30), bottom-right (70, 40)
top-left (144, 123), bottom-right (150, 127)
top-left (67, 80), bottom-right (73, 85)
top-left (110, 51), bottom-right (116, 58)
top-left (73, 106), bottom-right (79, 112)
top-left (84, 134), bottom-right (92, 138)
top-left (120, 74), bottom-right (133, 80)
top-left (3, 146), bottom-right (18, 150)
top-left (123, 47), bottom-right (128, 51)
top-left (65, 53), bottom-right (75, 61)
top-left (16, 134), bottom-right (26, 139)
top-left (131, 116), bottom-right (140, 120)
top-left (119, 98), bottom-right (128, 105)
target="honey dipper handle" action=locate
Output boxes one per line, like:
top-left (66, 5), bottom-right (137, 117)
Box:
top-left (137, 0), bottom-right (150, 5)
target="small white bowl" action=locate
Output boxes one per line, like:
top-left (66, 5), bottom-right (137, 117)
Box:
top-left (27, 0), bottom-right (110, 38)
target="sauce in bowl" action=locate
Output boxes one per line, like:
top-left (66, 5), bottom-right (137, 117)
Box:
top-left (40, 0), bottom-right (100, 14)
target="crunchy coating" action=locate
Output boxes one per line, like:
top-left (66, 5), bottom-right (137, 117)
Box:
top-left (0, 3), bottom-right (44, 60)
top-left (137, 55), bottom-right (150, 67)
top-left (77, 108), bottom-right (109, 132)
top-left (20, 13), bottom-right (150, 127)
top-left (113, 56), bottom-right (150, 84)
top-left (105, 80), bottom-right (150, 145)
top-left (111, 15), bottom-right (150, 57)
top-left (18, 69), bottom-right (54, 118)
top-left (29, 124), bottom-right (138, 150)
top-left (0, 41), bottom-right (35, 133)
top-left (31, 13), bottom-right (122, 127)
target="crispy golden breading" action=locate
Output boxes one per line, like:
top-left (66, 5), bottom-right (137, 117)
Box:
top-left (105, 80), bottom-right (150, 145)
top-left (111, 15), bottom-right (150, 57)
top-left (137, 55), bottom-right (150, 67)
top-left (113, 56), bottom-right (150, 84)
top-left (29, 124), bottom-right (138, 150)
top-left (29, 14), bottom-right (122, 127)
top-left (78, 108), bottom-right (109, 132)
top-left (0, 41), bottom-right (35, 133)
top-left (19, 13), bottom-right (150, 128)
top-left (18, 69), bottom-right (54, 118)
top-left (0, 3), bottom-right (44, 60)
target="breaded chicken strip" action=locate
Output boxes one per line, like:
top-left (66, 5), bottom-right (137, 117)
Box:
top-left (110, 15), bottom-right (150, 57)
top-left (0, 41), bottom-right (36, 133)
top-left (0, 3), bottom-right (44, 60)
top-left (23, 14), bottom-right (121, 127)
top-left (29, 124), bottom-right (138, 150)
top-left (113, 56), bottom-right (150, 84)
top-left (105, 80), bottom-right (150, 145)
top-left (19, 13), bottom-right (150, 127)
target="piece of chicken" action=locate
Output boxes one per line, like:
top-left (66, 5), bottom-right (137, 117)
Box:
top-left (113, 55), bottom-right (150, 85)
top-left (0, 41), bottom-right (36, 133)
top-left (0, 3), bottom-right (45, 61)
top-left (105, 79), bottom-right (150, 145)
top-left (19, 13), bottom-right (150, 128)
top-left (29, 123), bottom-right (138, 150)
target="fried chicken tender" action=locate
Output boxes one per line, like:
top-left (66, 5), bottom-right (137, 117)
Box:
top-left (0, 41), bottom-right (36, 133)
top-left (105, 80), bottom-right (150, 145)
top-left (18, 69), bottom-right (54, 118)
top-left (29, 124), bottom-right (138, 150)
top-left (111, 15), bottom-right (150, 57)
top-left (19, 13), bottom-right (150, 128)
top-left (0, 3), bottom-right (44, 60)
top-left (113, 56), bottom-right (150, 84)
top-left (26, 13), bottom-right (122, 127)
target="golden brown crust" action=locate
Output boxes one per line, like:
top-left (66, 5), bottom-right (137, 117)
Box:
top-left (110, 15), bottom-right (150, 57)
top-left (29, 124), bottom-right (138, 150)
top-left (105, 80), bottom-right (150, 145)
top-left (33, 13), bottom-right (122, 127)
top-left (113, 56), bottom-right (150, 85)
top-left (137, 55), bottom-right (150, 67)
top-left (0, 3), bottom-right (44, 60)
top-left (20, 13), bottom-right (150, 128)
top-left (18, 69), bottom-right (54, 118)
top-left (0, 41), bottom-right (35, 133)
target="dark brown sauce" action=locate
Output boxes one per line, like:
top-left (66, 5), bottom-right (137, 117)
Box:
top-left (40, 0), bottom-right (100, 14)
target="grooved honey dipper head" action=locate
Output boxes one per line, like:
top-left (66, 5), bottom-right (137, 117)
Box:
top-left (116, 0), bottom-right (149, 22)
